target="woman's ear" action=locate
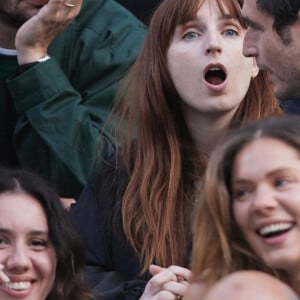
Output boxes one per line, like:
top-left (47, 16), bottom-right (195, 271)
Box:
top-left (252, 58), bottom-right (259, 78)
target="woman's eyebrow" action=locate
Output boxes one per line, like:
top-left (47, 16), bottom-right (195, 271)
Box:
top-left (0, 228), bottom-right (49, 236)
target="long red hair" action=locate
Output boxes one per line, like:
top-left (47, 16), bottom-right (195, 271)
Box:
top-left (114, 0), bottom-right (281, 272)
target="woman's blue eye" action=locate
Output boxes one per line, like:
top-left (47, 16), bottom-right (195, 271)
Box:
top-left (183, 32), bottom-right (200, 40)
top-left (223, 29), bottom-right (238, 37)
top-left (275, 179), bottom-right (289, 187)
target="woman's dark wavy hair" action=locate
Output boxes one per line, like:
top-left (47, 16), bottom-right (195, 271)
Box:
top-left (257, 0), bottom-right (300, 35)
top-left (0, 168), bottom-right (94, 300)
top-left (191, 114), bottom-right (300, 286)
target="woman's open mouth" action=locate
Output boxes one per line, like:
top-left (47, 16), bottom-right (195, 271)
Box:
top-left (203, 63), bottom-right (227, 91)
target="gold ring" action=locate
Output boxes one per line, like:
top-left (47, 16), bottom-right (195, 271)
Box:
top-left (63, 1), bottom-right (76, 7)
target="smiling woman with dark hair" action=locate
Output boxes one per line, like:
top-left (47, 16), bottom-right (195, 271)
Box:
top-left (0, 168), bottom-right (94, 300)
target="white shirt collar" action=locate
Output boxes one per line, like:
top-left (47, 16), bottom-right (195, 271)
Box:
top-left (0, 48), bottom-right (17, 56)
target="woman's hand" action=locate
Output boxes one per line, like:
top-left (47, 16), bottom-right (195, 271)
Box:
top-left (140, 264), bottom-right (191, 300)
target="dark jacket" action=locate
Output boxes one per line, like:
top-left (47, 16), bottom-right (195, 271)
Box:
top-left (0, 0), bottom-right (146, 198)
top-left (69, 156), bottom-right (150, 300)
top-left (116, 0), bottom-right (162, 24)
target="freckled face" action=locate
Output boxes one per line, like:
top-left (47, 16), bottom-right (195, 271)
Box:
top-left (0, 192), bottom-right (57, 300)
top-left (232, 138), bottom-right (300, 277)
top-left (167, 0), bottom-right (258, 119)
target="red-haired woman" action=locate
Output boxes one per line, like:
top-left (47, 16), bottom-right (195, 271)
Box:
top-left (70, 0), bottom-right (282, 299)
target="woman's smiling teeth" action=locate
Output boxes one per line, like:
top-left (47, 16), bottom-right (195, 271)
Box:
top-left (258, 223), bottom-right (293, 238)
top-left (1, 281), bottom-right (31, 290)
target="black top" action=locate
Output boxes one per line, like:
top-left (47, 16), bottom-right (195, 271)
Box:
top-left (279, 99), bottom-right (300, 114)
top-left (115, 0), bottom-right (162, 24)
top-left (69, 156), bottom-right (151, 300)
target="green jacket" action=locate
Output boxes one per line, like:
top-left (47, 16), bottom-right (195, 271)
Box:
top-left (0, 0), bottom-right (146, 198)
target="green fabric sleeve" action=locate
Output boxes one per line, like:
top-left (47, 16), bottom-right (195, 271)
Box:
top-left (7, 58), bottom-right (114, 198)
top-left (6, 0), bottom-right (146, 198)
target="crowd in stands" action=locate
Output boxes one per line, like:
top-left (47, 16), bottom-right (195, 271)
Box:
top-left (0, 0), bottom-right (300, 299)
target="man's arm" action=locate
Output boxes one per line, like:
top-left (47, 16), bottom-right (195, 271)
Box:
top-left (7, 0), bottom-right (146, 198)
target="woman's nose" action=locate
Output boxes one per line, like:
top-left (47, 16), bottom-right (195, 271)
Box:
top-left (251, 185), bottom-right (278, 214)
top-left (205, 32), bottom-right (222, 55)
top-left (5, 244), bottom-right (31, 272)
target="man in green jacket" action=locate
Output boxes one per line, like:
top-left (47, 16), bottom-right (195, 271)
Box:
top-left (0, 0), bottom-right (146, 198)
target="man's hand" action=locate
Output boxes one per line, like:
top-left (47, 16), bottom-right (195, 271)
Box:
top-left (16, 0), bottom-right (82, 64)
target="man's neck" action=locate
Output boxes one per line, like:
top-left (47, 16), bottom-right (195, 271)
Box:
top-left (0, 18), bottom-right (18, 49)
